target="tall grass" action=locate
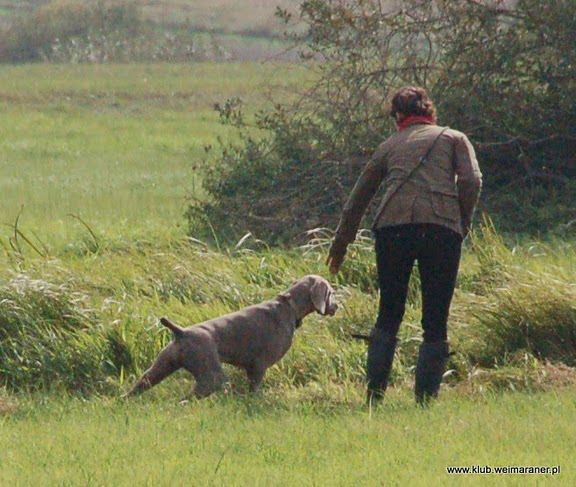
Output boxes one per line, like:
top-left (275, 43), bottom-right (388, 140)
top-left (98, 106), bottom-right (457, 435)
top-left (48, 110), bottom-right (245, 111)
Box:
top-left (1, 224), bottom-right (574, 395)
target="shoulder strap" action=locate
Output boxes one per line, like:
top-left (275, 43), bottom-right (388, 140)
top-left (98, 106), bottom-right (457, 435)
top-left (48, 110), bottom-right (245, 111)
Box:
top-left (420, 126), bottom-right (449, 164)
top-left (396, 126), bottom-right (449, 184)
top-left (393, 126), bottom-right (449, 187)
top-left (371, 126), bottom-right (449, 230)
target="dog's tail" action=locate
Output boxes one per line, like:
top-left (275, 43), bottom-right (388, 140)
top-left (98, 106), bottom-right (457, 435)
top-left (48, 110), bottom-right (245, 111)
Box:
top-left (160, 317), bottom-right (185, 339)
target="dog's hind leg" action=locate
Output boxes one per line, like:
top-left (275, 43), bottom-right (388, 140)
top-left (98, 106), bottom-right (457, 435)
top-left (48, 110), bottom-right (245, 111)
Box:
top-left (124, 345), bottom-right (180, 397)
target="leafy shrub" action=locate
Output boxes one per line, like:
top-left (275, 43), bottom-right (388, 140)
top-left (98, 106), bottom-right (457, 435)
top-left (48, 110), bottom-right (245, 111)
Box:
top-left (189, 0), bottom-right (576, 242)
top-left (484, 178), bottom-right (576, 237)
top-left (452, 224), bottom-right (576, 369)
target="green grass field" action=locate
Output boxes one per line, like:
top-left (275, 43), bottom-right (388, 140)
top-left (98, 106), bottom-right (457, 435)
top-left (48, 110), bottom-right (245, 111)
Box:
top-left (0, 63), bottom-right (307, 250)
top-left (1, 390), bottom-right (573, 485)
top-left (1, 62), bottom-right (575, 485)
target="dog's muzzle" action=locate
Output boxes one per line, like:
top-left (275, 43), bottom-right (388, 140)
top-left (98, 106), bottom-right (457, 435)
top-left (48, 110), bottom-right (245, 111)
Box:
top-left (325, 302), bottom-right (338, 316)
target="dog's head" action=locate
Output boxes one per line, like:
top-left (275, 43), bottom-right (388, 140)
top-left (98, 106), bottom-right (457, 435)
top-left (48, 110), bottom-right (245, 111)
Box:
top-left (287, 274), bottom-right (338, 316)
top-left (310, 275), bottom-right (338, 316)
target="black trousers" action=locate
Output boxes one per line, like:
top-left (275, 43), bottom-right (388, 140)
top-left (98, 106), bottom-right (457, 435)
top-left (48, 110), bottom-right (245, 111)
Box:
top-left (373, 223), bottom-right (462, 343)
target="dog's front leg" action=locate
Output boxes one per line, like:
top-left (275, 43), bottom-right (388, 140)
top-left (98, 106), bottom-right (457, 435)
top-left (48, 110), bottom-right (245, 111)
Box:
top-left (192, 371), bottom-right (227, 398)
top-left (182, 346), bottom-right (227, 399)
top-left (245, 363), bottom-right (267, 393)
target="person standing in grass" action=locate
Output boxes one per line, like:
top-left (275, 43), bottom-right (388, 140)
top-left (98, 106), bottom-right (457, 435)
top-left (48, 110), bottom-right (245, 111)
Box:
top-left (327, 86), bottom-right (482, 405)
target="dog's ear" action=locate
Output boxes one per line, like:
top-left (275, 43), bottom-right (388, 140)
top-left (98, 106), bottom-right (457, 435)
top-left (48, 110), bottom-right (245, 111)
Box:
top-left (310, 280), bottom-right (330, 315)
top-left (277, 291), bottom-right (291, 302)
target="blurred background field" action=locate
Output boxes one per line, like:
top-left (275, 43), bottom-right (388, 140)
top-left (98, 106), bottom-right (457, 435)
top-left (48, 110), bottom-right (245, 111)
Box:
top-left (0, 62), bottom-right (308, 249)
top-left (0, 0), bottom-right (304, 61)
top-left (0, 0), bottom-right (301, 35)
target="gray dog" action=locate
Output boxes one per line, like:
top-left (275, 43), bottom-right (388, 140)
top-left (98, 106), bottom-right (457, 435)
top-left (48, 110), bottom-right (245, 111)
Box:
top-left (124, 275), bottom-right (337, 398)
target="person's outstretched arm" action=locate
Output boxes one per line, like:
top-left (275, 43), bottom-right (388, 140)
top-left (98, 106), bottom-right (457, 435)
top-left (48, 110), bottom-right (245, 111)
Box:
top-left (454, 133), bottom-right (482, 237)
top-left (327, 145), bottom-right (387, 274)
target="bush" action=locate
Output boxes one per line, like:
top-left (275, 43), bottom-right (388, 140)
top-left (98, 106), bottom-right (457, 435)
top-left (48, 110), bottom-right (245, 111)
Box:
top-left (189, 0), bottom-right (576, 243)
top-left (484, 178), bottom-right (576, 237)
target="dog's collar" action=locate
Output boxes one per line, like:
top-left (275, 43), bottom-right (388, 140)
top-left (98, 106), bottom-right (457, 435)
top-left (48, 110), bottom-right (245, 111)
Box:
top-left (287, 298), bottom-right (303, 328)
top-left (279, 293), bottom-right (303, 328)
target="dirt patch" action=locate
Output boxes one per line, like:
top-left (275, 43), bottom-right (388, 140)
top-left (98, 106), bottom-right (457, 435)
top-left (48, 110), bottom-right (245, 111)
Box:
top-left (0, 396), bottom-right (18, 416)
top-left (537, 361), bottom-right (576, 389)
top-left (456, 360), bottom-right (576, 395)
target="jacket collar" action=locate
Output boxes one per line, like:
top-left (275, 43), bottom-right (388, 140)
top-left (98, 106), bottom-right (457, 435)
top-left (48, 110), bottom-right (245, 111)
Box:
top-left (397, 115), bottom-right (436, 131)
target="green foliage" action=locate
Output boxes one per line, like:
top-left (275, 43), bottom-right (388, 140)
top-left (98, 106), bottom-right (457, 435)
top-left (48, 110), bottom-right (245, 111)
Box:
top-left (0, 274), bottom-right (107, 392)
top-left (190, 0), bottom-right (576, 242)
top-left (453, 224), bottom-right (576, 374)
top-left (485, 178), bottom-right (576, 237)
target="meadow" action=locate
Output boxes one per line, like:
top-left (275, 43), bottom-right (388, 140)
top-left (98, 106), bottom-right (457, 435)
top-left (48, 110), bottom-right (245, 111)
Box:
top-left (1, 390), bottom-right (573, 485)
top-left (0, 63), bottom-right (307, 249)
top-left (1, 62), bottom-right (575, 485)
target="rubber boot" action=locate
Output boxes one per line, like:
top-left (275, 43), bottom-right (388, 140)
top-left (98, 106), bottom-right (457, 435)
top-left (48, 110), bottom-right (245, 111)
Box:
top-left (366, 328), bottom-right (397, 404)
top-left (415, 341), bottom-right (449, 406)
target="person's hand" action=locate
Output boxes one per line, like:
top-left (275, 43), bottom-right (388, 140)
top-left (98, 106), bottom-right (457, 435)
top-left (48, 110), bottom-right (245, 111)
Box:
top-left (326, 239), bottom-right (348, 274)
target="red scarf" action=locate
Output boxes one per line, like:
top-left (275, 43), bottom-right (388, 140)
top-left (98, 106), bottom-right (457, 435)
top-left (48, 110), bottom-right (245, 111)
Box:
top-left (397, 115), bottom-right (436, 131)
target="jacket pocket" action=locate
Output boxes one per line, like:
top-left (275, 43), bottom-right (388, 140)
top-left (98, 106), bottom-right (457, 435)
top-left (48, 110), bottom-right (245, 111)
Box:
top-left (430, 191), bottom-right (461, 222)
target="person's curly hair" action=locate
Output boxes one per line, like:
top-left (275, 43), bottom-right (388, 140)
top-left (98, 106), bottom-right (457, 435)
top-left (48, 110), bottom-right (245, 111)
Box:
top-left (389, 86), bottom-right (436, 119)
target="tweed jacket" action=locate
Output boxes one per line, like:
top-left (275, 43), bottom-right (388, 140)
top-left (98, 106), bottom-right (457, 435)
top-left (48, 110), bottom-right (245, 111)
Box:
top-left (334, 123), bottom-right (482, 245)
